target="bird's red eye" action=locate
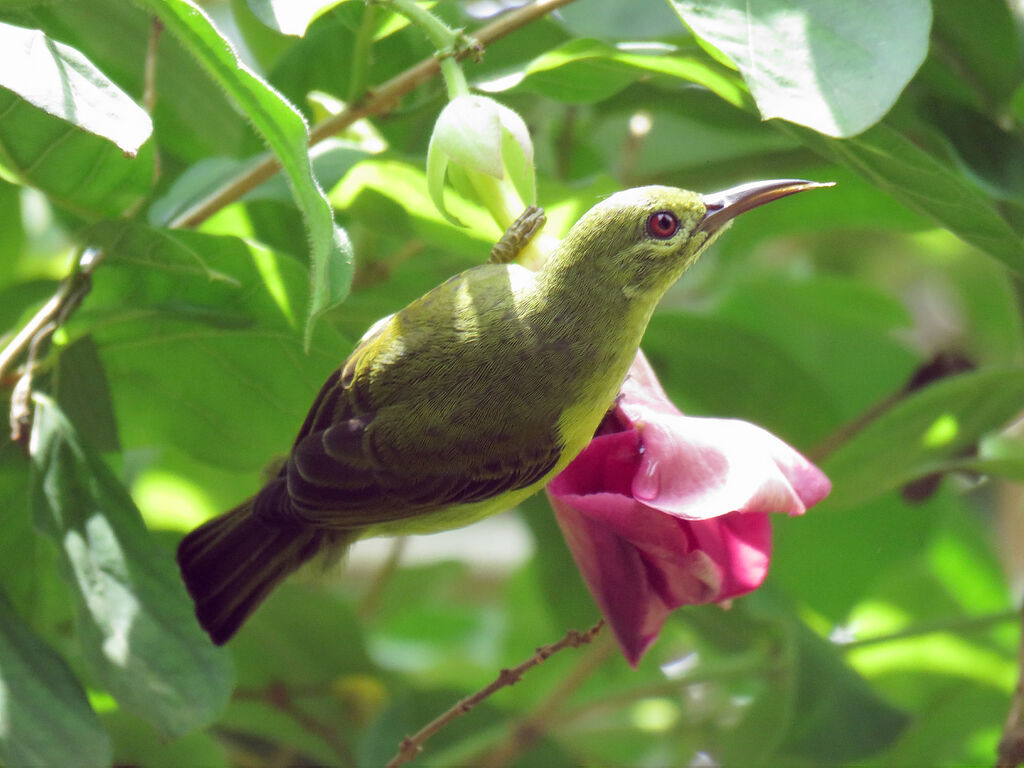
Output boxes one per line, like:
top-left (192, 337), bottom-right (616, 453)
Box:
top-left (647, 211), bottom-right (679, 239)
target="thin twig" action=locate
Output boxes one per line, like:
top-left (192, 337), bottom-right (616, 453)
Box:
top-left (384, 619), bottom-right (605, 768)
top-left (997, 603), bottom-right (1024, 768)
top-left (476, 630), bottom-right (616, 768)
top-left (0, 245), bottom-right (99, 381)
top-left (143, 17), bottom-right (164, 185)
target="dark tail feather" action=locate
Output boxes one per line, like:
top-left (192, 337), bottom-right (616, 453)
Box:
top-left (177, 498), bottom-right (339, 645)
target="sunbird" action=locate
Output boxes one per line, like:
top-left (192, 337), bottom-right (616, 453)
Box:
top-left (178, 180), bottom-right (830, 644)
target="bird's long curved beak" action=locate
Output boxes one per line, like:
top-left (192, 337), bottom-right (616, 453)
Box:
top-left (698, 179), bottom-right (834, 236)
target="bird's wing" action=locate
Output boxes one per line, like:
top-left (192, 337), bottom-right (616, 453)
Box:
top-left (255, 274), bottom-right (567, 530)
top-left (256, 369), bottom-right (562, 530)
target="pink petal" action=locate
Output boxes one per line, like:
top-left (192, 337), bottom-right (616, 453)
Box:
top-left (549, 494), bottom-right (670, 666)
top-left (627, 413), bottom-right (831, 520)
top-left (549, 488), bottom-right (774, 663)
top-left (616, 349), bottom-right (682, 418)
top-left (688, 513), bottom-right (773, 598)
top-left (546, 348), bottom-right (830, 666)
top-left (549, 429), bottom-right (639, 498)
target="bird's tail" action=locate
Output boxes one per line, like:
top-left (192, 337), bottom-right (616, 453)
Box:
top-left (177, 497), bottom-right (346, 645)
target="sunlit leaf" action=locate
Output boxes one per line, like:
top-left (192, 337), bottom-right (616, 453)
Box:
top-left (0, 89), bottom-right (153, 218)
top-left (28, 394), bottom-right (233, 737)
top-left (246, 0), bottom-right (350, 36)
top-left (130, 0), bottom-right (352, 344)
top-left (669, 0), bottom-right (931, 137)
top-left (0, 21), bottom-right (152, 154)
top-left (76, 222), bottom-right (347, 471)
top-left (500, 38), bottom-right (748, 108)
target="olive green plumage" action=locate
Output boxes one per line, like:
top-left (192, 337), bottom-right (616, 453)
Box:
top-left (178, 181), bottom-right (825, 644)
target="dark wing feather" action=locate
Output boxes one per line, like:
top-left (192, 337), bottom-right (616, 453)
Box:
top-left (255, 265), bottom-right (569, 531)
top-left (258, 343), bottom-right (563, 531)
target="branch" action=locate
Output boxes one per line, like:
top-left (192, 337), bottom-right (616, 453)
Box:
top-left (3, 248), bottom-right (100, 440)
top-left (476, 629), bottom-right (616, 768)
top-left (384, 619), bottom-right (605, 768)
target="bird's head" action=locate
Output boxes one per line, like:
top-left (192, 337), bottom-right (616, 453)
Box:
top-left (550, 180), bottom-right (832, 299)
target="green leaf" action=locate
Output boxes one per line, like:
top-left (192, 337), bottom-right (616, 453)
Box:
top-left (822, 368), bottom-right (1024, 508)
top-left (713, 270), bottom-right (918, 423)
top-left (26, 0), bottom-right (263, 166)
top-left (0, 88), bottom-right (153, 218)
top-left (28, 394), bottom-right (233, 738)
top-left (0, 21), bottom-right (151, 154)
top-left (930, 432), bottom-right (1024, 482)
top-left (503, 38), bottom-right (748, 108)
top-left (669, 0), bottom-right (931, 137)
top-left (688, 589), bottom-right (908, 764)
top-left (644, 311), bottom-right (839, 447)
top-left (130, 0), bottom-right (352, 344)
top-left (53, 334), bottom-right (120, 454)
top-left (555, 0), bottom-right (683, 40)
top-left (246, 0), bottom-right (350, 36)
top-left (221, 583), bottom-right (381, 765)
top-left (930, 0), bottom-right (1023, 107)
top-left (772, 492), bottom-right (940, 621)
top-left (519, 493), bottom-right (596, 631)
top-left (104, 709), bottom-right (231, 768)
top-left (0, 177), bottom-right (24, 284)
top-left (0, 587), bottom-right (112, 768)
top-left (779, 611), bottom-right (909, 760)
top-left (330, 157), bottom-right (501, 254)
top-left (230, 582), bottom-right (375, 686)
top-left (843, 500), bottom-right (1014, 766)
top-left (785, 122), bottom-right (1024, 274)
top-left (0, 439), bottom-right (70, 630)
top-left (75, 222), bottom-right (347, 471)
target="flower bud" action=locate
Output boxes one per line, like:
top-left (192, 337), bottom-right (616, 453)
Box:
top-left (427, 94), bottom-right (535, 226)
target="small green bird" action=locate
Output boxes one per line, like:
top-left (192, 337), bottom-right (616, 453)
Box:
top-left (177, 180), bottom-right (829, 644)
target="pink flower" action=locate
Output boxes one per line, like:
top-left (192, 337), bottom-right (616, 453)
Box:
top-left (547, 351), bottom-right (831, 666)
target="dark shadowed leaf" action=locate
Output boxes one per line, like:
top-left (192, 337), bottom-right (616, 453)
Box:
top-left (787, 122), bottom-right (1024, 274)
top-left (53, 334), bottom-right (120, 454)
top-left (0, 177), bottom-right (24, 285)
top-left (0, 587), bottom-right (112, 768)
top-left (822, 368), bottom-right (1024, 508)
top-left (28, 394), bottom-right (233, 737)
top-left (0, 86), bottom-right (153, 218)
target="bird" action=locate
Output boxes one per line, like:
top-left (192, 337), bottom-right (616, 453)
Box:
top-left (177, 179), bottom-right (830, 644)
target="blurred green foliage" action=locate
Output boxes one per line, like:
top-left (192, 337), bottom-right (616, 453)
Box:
top-left (1, 0), bottom-right (1023, 766)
